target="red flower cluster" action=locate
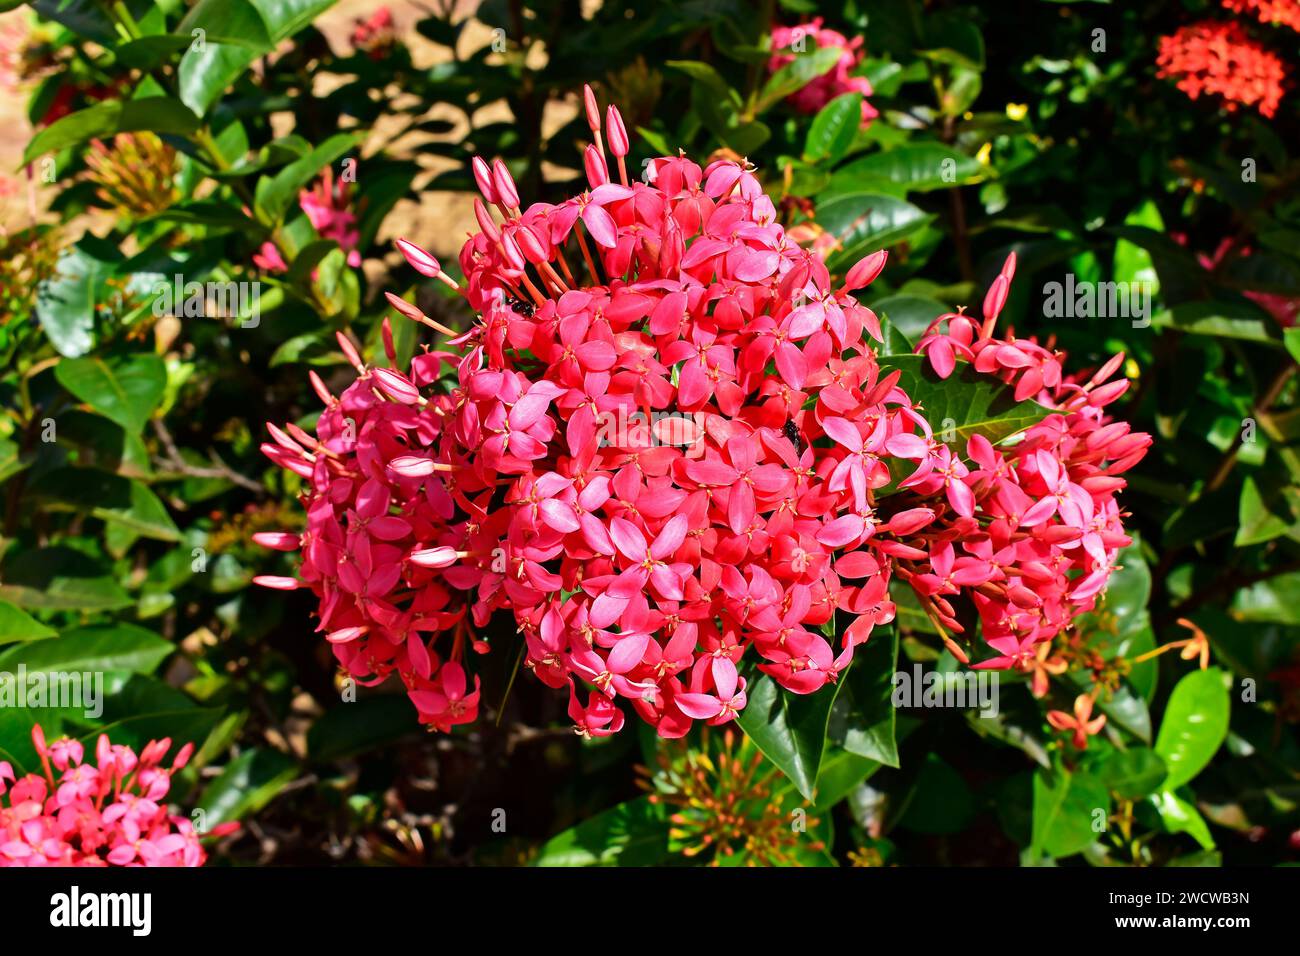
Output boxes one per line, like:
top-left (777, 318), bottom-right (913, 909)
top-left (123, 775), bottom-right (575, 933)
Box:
top-left (768, 18), bottom-right (878, 127)
top-left (259, 87), bottom-right (1147, 737)
top-left (1156, 21), bottom-right (1286, 117)
top-left (0, 725), bottom-right (233, 866)
top-left (1222, 0), bottom-right (1300, 32)
top-left (914, 272), bottom-right (1151, 670)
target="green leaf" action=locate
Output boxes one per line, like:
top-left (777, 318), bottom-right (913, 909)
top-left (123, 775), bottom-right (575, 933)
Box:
top-left (828, 625), bottom-right (899, 766)
top-left (835, 143), bottom-right (982, 192)
top-left (0, 547), bottom-right (132, 611)
top-left (1113, 200), bottom-right (1163, 289)
top-left (533, 797), bottom-right (668, 867)
top-left (1154, 668), bottom-right (1230, 789)
top-left (876, 354), bottom-right (1052, 449)
top-left (1149, 790), bottom-right (1216, 851)
top-left (1096, 747), bottom-right (1167, 799)
top-left (0, 623), bottom-right (173, 674)
top-left (35, 242), bottom-right (120, 358)
top-left (814, 193), bottom-right (933, 263)
top-left (1031, 767), bottom-right (1109, 859)
top-left (804, 93), bottom-right (861, 164)
top-left (254, 132), bottom-right (362, 223)
top-left (897, 753), bottom-right (975, 834)
top-left (1236, 475), bottom-right (1295, 546)
top-left (22, 98), bottom-right (199, 163)
top-left (55, 354), bottom-right (166, 433)
top-left (177, 0), bottom-right (272, 49)
top-left (737, 669), bottom-right (845, 801)
top-left (197, 747), bottom-right (298, 827)
top-left (0, 601), bottom-right (57, 645)
top-left (308, 694), bottom-right (419, 762)
top-left (1151, 301), bottom-right (1281, 344)
top-left (1230, 571), bottom-right (1300, 624)
top-left (35, 468), bottom-right (180, 541)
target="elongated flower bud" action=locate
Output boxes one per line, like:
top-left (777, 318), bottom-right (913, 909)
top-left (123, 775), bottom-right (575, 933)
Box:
top-left (491, 158), bottom-right (520, 209)
top-left (606, 105), bottom-right (629, 157)
top-left (396, 237), bottom-right (441, 277)
top-left (472, 156), bottom-right (498, 205)
top-left (844, 249), bottom-right (888, 291)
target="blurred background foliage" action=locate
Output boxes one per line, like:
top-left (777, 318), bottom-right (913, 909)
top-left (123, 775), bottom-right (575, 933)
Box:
top-left (0, 0), bottom-right (1296, 866)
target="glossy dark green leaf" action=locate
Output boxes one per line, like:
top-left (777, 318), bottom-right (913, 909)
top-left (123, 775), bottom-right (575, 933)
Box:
top-left (804, 93), bottom-right (861, 164)
top-left (828, 625), bottom-right (899, 767)
top-left (0, 623), bottom-right (173, 674)
top-left (1154, 668), bottom-right (1230, 789)
top-left (0, 601), bottom-right (57, 645)
top-left (35, 468), bottom-right (180, 541)
top-left (737, 669), bottom-right (845, 801)
top-left (836, 143), bottom-right (982, 192)
top-left (1031, 767), bottom-right (1109, 859)
top-left (877, 354), bottom-right (1052, 448)
top-left (815, 193), bottom-right (933, 263)
top-left (197, 747), bottom-right (298, 827)
top-left (55, 354), bottom-right (166, 433)
top-left (0, 548), bottom-right (132, 611)
top-left (35, 242), bottom-right (121, 358)
top-left (23, 98), bottom-right (199, 163)
top-left (308, 694), bottom-right (419, 762)
top-left (1097, 747), bottom-right (1167, 800)
top-left (533, 796), bottom-right (668, 867)
top-left (756, 45), bottom-right (843, 113)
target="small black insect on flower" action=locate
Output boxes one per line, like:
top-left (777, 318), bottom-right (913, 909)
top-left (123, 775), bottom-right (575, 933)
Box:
top-left (783, 418), bottom-right (805, 456)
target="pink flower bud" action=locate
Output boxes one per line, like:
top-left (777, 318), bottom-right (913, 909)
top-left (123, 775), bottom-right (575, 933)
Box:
top-left (606, 105), bottom-right (629, 157)
top-left (982, 274), bottom-right (1010, 321)
top-left (252, 575), bottom-right (302, 590)
top-left (844, 249), bottom-right (888, 290)
top-left (583, 84), bottom-right (601, 133)
top-left (474, 198), bottom-right (501, 243)
top-left (492, 158), bottom-right (520, 209)
top-left (373, 366), bottom-right (421, 404)
top-left (252, 532), bottom-right (301, 551)
top-left (390, 455), bottom-right (437, 477)
top-left (584, 144), bottom-right (610, 187)
top-left (472, 156), bottom-right (498, 205)
top-left (396, 237), bottom-right (441, 277)
top-left (409, 546), bottom-right (460, 568)
top-left (516, 223), bottom-right (549, 264)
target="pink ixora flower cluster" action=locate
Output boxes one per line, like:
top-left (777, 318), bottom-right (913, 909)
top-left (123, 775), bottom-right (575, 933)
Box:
top-left (254, 167), bottom-right (362, 273)
top-left (259, 86), bottom-right (1147, 738)
top-left (913, 263), bottom-right (1151, 670)
top-left (0, 725), bottom-right (233, 867)
top-left (768, 18), bottom-right (878, 127)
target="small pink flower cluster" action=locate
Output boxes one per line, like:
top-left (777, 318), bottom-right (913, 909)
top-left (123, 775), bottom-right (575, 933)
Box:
top-left (259, 88), bottom-right (1147, 737)
top-left (0, 725), bottom-right (232, 867)
top-left (912, 267), bottom-right (1151, 667)
top-left (768, 18), bottom-right (878, 128)
top-left (254, 332), bottom-right (487, 732)
top-left (254, 168), bottom-right (362, 273)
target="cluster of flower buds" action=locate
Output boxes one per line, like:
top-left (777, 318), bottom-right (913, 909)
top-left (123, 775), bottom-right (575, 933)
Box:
top-left (259, 86), bottom-right (1147, 737)
top-left (0, 725), bottom-right (234, 866)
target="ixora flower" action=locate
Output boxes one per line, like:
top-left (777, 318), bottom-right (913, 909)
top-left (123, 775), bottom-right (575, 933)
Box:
top-left (1222, 0), bottom-right (1300, 32)
top-left (259, 86), bottom-right (1147, 738)
top-left (768, 18), bottom-right (878, 127)
top-left (1156, 20), bottom-right (1286, 118)
top-left (254, 167), bottom-right (363, 273)
top-left (0, 725), bottom-right (235, 867)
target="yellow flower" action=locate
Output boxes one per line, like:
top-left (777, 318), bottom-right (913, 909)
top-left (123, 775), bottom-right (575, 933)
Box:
top-left (1006, 102), bottom-right (1028, 121)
